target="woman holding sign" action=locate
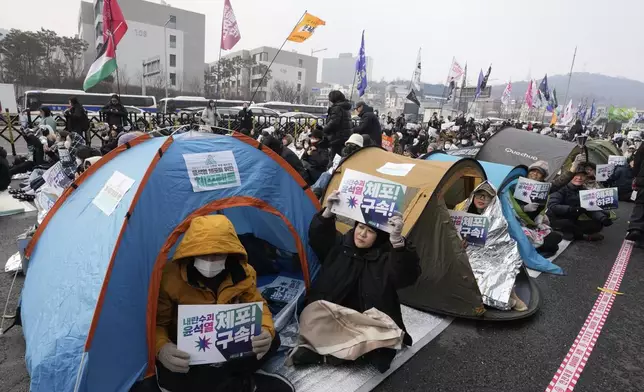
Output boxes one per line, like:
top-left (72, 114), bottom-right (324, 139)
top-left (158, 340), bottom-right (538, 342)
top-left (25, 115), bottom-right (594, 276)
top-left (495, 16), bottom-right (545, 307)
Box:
top-left (289, 191), bottom-right (420, 373)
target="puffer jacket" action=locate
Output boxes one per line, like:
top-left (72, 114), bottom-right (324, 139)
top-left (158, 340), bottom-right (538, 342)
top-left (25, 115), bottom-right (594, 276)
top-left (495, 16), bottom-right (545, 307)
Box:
top-left (607, 165), bottom-right (634, 197)
top-left (155, 215), bottom-right (275, 354)
top-left (323, 101), bottom-right (352, 147)
top-left (547, 183), bottom-right (609, 222)
top-left (634, 143), bottom-right (644, 188)
top-left (352, 104), bottom-right (382, 147)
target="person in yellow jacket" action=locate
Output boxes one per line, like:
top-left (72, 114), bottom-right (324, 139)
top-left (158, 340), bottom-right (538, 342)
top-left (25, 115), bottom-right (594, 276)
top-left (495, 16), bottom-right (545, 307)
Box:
top-left (155, 215), bottom-right (294, 392)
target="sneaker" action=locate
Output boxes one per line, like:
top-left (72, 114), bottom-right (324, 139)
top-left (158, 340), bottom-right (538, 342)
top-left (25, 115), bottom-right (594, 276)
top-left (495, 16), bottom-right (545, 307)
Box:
top-left (583, 233), bottom-right (604, 242)
top-left (626, 230), bottom-right (642, 242)
top-left (254, 370), bottom-right (295, 392)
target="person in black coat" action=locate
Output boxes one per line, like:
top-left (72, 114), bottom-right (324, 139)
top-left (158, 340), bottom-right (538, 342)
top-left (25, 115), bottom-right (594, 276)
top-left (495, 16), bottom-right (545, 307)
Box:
top-left (64, 97), bottom-right (90, 136)
top-left (238, 103), bottom-right (254, 132)
top-left (296, 191), bottom-right (420, 372)
top-left (607, 160), bottom-right (635, 201)
top-left (352, 101), bottom-right (382, 147)
top-left (547, 166), bottom-right (612, 241)
top-left (323, 90), bottom-right (352, 159)
top-left (0, 146), bottom-right (10, 192)
top-left (626, 142), bottom-right (644, 243)
top-left (262, 134), bottom-right (310, 184)
top-left (302, 128), bottom-right (329, 184)
top-left (100, 94), bottom-right (128, 128)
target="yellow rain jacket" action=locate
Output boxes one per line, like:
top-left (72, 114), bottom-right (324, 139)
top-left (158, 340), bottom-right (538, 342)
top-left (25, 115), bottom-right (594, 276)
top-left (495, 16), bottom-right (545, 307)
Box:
top-left (155, 215), bottom-right (275, 355)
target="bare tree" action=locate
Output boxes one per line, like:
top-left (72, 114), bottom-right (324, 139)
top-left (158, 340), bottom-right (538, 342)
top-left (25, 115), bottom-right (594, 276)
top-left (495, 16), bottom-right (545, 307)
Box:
top-left (188, 76), bottom-right (204, 95)
top-left (271, 81), bottom-right (299, 102)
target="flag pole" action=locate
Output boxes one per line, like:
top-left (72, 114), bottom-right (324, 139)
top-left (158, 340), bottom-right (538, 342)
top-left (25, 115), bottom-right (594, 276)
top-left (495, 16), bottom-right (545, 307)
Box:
top-left (438, 57), bottom-right (454, 116)
top-left (562, 46), bottom-right (577, 110)
top-left (349, 71), bottom-right (357, 102)
top-left (213, 44), bottom-right (223, 123)
top-left (250, 10), bottom-right (307, 104)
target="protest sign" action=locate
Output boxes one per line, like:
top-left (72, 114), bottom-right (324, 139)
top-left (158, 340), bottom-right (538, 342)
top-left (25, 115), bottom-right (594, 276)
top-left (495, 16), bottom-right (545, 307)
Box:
top-left (449, 211), bottom-right (490, 246)
top-left (184, 151), bottom-right (241, 192)
top-left (92, 171), bottom-right (135, 216)
top-left (178, 302), bottom-right (263, 365)
top-left (381, 134), bottom-right (394, 152)
top-left (331, 169), bottom-right (406, 233)
top-left (607, 155), bottom-right (627, 166)
top-left (260, 277), bottom-right (305, 331)
top-left (580, 188), bottom-right (619, 211)
top-left (513, 177), bottom-right (551, 205)
top-left (595, 164), bottom-right (615, 182)
top-left (42, 161), bottom-right (73, 194)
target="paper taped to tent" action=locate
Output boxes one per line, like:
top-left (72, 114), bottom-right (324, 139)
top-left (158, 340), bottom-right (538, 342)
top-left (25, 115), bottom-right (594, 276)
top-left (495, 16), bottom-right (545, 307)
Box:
top-left (322, 146), bottom-right (542, 321)
top-left (19, 132), bottom-right (322, 391)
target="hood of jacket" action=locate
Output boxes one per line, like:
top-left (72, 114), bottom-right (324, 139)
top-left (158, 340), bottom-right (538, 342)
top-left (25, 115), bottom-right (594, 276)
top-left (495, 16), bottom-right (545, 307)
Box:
top-left (454, 181), bottom-right (498, 213)
top-left (334, 100), bottom-right (353, 111)
top-left (359, 104), bottom-right (374, 117)
top-left (172, 215), bottom-right (248, 263)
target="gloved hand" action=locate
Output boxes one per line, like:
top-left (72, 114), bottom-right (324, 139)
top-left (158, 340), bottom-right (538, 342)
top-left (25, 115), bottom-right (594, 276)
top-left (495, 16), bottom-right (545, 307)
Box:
top-left (570, 207), bottom-right (586, 217)
top-left (523, 203), bottom-right (540, 213)
top-left (322, 190), bottom-right (340, 218)
top-left (388, 212), bottom-right (405, 247)
top-left (251, 328), bottom-right (272, 360)
top-left (601, 217), bottom-right (613, 227)
top-left (570, 153), bottom-right (586, 172)
top-left (158, 343), bottom-right (190, 373)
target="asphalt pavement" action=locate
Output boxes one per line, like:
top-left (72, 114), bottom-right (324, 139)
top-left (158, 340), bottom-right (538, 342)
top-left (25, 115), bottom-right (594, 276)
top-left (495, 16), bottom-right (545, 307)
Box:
top-left (0, 201), bottom-right (640, 392)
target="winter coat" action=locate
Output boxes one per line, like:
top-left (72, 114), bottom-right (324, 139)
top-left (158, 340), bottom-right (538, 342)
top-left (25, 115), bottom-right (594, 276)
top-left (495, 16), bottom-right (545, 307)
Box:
top-left (156, 215), bottom-right (275, 355)
top-left (40, 116), bottom-right (58, 133)
top-left (0, 153), bottom-right (10, 191)
top-left (65, 104), bottom-right (90, 134)
top-left (306, 212), bottom-right (420, 351)
top-left (238, 108), bottom-right (254, 131)
top-left (634, 143), bottom-right (644, 188)
top-left (547, 183), bottom-right (609, 223)
top-left (202, 107), bottom-right (217, 126)
top-left (101, 103), bottom-right (128, 127)
top-left (352, 105), bottom-right (382, 147)
top-left (607, 165), bottom-right (634, 197)
top-left (323, 101), bottom-right (352, 148)
top-left (303, 146), bottom-right (329, 184)
top-left (279, 145), bottom-right (311, 184)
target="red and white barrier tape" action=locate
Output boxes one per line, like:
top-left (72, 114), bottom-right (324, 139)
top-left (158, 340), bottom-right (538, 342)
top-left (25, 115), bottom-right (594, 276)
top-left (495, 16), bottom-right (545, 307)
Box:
top-left (546, 240), bottom-right (634, 392)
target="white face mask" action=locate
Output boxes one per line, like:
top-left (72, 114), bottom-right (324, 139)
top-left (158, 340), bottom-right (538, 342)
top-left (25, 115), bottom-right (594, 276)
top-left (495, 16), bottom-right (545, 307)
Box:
top-left (194, 255), bottom-right (227, 278)
top-left (444, 143), bottom-right (452, 149)
top-left (64, 140), bottom-right (71, 149)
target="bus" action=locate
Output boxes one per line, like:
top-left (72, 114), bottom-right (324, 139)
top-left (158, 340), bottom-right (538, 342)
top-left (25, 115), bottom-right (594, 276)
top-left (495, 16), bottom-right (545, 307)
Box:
top-left (22, 89), bottom-right (157, 114)
top-left (158, 97), bottom-right (248, 113)
top-left (255, 101), bottom-right (328, 117)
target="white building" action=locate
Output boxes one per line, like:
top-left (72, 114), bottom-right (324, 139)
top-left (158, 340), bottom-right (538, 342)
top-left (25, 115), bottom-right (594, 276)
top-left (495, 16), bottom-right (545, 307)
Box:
top-left (322, 53), bottom-right (374, 86)
top-left (78, 0), bottom-right (205, 93)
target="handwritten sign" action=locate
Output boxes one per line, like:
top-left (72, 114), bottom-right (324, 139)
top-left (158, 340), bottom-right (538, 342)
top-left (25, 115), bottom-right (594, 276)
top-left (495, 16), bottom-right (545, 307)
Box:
top-left (514, 177), bottom-right (551, 205)
top-left (331, 169), bottom-right (406, 233)
top-left (449, 211), bottom-right (490, 246)
top-left (595, 164), bottom-right (615, 182)
top-left (184, 151), bottom-right (241, 192)
top-left (580, 188), bottom-right (619, 211)
top-left (607, 155), bottom-right (627, 166)
top-left (178, 302), bottom-right (263, 365)
top-left (382, 134), bottom-right (394, 152)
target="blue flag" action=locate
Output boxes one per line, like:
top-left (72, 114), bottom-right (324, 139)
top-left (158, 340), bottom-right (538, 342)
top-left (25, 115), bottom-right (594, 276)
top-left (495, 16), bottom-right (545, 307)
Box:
top-left (588, 100), bottom-right (596, 122)
top-left (539, 74), bottom-right (550, 101)
top-left (475, 69), bottom-right (484, 98)
top-left (356, 31), bottom-right (367, 97)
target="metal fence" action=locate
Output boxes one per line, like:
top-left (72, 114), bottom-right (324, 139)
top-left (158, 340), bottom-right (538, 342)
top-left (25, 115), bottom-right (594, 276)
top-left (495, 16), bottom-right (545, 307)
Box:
top-left (0, 110), bottom-right (359, 156)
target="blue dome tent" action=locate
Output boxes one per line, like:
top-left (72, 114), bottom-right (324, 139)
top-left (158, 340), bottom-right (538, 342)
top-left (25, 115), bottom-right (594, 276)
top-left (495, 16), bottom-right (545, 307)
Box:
top-left (426, 152), bottom-right (564, 275)
top-left (21, 132), bottom-right (321, 392)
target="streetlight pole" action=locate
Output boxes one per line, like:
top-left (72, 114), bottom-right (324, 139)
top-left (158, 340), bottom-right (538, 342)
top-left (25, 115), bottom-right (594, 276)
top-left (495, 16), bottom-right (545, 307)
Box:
top-left (163, 17), bottom-right (172, 104)
top-left (310, 48), bottom-right (327, 84)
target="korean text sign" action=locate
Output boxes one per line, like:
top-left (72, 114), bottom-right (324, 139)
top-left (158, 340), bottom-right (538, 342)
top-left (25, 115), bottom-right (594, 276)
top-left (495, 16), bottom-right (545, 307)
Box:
top-left (580, 188), bottom-right (619, 211)
top-left (183, 151), bottom-right (241, 192)
top-left (514, 177), bottom-right (551, 205)
top-left (595, 164), bottom-right (615, 182)
top-left (331, 169), bottom-right (406, 233)
top-left (177, 302), bottom-right (262, 365)
top-left (449, 211), bottom-right (490, 246)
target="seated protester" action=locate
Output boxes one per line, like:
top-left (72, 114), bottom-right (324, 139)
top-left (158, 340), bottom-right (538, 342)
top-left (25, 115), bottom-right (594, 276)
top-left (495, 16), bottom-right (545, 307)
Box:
top-left (117, 131), bottom-right (145, 147)
top-left (74, 146), bottom-right (102, 179)
top-left (455, 182), bottom-right (527, 312)
top-left (10, 130), bottom-right (47, 175)
top-left (262, 134), bottom-right (311, 184)
top-left (302, 128), bottom-right (329, 184)
top-left (100, 126), bottom-right (123, 155)
top-left (311, 134), bottom-right (364, 198)
top-left (39, 107), bottom-right (58, 132)
top-left (581, 162), bottom-right (600, 190)
top-left (509, 161), bottom-right (563, 258)
top-left (49, 130), bottom-right (87, 182)
top-left (550, 153), bottom-right (585, 193)
top-left (0, 146), bottom-right (10, 191)
top-left (289, 191), bottom-right (420, 373)
top-left (156, 215), bottom-right (293, 392)
top-left (547, 164), bottom-right (613, 241)
top-left (606, 158), bottom-right (635, 201)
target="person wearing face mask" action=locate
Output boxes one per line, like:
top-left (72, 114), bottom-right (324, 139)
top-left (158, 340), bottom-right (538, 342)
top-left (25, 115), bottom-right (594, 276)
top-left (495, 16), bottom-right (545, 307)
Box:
top-left (64, 96), bottom-right (90, 136)
top-left (606, 158), bottom-right (635, 201)
top-left (311, 134), bottom-right (364, 199)
top-left (547, 164), bottom-right (612, 241)
top-left (288, 191), bottom-right (420, 373)
top-left (100, 94), bottom-right (128, 128)
top-left (509, 161), bottom-right (562, 258)
top-left (201, 100), bottom-right (219, 128)
top-left (238, 102), bottom-right (254, 133)
top-left (302, 128), bottom-right (329, 184)
top-left (156, 215), bottom-right (294, 392)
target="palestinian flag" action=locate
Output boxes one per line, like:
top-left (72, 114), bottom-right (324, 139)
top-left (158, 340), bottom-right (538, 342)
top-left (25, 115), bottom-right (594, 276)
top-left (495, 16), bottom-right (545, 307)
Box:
top-left (83, 38), bottom-right (118, 91)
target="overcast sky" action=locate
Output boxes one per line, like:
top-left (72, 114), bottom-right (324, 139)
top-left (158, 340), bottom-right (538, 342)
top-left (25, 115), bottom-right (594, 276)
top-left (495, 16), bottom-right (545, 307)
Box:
top-left (2, 0), bottom-right (643, 85)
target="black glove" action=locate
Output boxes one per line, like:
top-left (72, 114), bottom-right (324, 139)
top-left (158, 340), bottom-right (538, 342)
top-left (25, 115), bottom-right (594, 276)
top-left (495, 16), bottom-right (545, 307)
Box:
top-left (570, 207), bottom-right (586, 217)
top-left (601, 217), bottom-right (613, 227)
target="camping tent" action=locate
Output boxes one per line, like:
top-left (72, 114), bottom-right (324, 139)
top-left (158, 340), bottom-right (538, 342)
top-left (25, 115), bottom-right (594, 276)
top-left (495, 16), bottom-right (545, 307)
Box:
top-left (322, 147), bottom-right (539, 320)
top-left (20, 132), bottom-right (321, 392)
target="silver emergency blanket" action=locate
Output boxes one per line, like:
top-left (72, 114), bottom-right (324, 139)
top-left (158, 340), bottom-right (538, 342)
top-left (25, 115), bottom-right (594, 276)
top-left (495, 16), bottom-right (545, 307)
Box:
top-left (460, 183), bottom-right (522, 310)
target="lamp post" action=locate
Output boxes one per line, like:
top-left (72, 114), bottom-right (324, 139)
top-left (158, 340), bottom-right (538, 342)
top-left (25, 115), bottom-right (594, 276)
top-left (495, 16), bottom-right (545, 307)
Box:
top-left (311, 48), bottom-right (327, 84)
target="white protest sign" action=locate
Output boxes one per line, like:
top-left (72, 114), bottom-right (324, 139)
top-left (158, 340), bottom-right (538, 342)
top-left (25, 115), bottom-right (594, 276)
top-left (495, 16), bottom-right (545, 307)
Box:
top-left (632, 190), bottom-right (638, 202)
top-left (92, 171), bottom-right (136, 215)
top-left (331, 169), bottom-right (406, 233)
top-left (376, 163), bottom-right (415, 177)
top-left (184, 151), bottom-right (241, 192)
top-left (42, 161), bottom-right (73, 194)
top-left (595, 164), bottom-right (615, 182)
top-left (580, 188), bottom-right (619, 211)
top-left (178, 302), bottom-right (263, 365)
top-left (513, 177), bottom-right (551, 205)
top-left (607, 155), bottom-right (627, 166)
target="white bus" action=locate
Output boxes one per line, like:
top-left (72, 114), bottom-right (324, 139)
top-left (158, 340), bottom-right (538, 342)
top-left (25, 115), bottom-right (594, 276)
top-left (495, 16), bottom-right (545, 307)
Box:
top-left (158, 97), bottom-right (248, 113)
top-left (255, 101), bottom-right (328, 117)
top-left (22, 89), bottom-right (157, 114)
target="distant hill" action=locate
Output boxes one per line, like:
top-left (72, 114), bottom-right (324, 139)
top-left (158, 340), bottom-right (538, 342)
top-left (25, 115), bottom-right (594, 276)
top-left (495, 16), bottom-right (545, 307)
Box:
top-left (489, 73), bottom-right (644, 108)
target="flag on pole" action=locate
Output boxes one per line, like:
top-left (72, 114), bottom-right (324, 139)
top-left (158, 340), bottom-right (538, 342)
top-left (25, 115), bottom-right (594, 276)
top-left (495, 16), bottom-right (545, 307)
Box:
top-left (84, 0), bottom-right (128, 91)
top-left (411, 48), bottom-right (422, 92)
top-left (578, 100), bottom-right (588, 123)
top-left (501, 81), bottom-right (512, 106)
top-left (480, 65), bottom-right (492, 90)
top-left (461, 62), bottom-right (468, 90)
top-left (562, 100), bottom-right (574, 124)
top-left (551, 110), bottom-right (558, 126)
top-left (406, 89), bottom-right (420, 106)
top-left (355, 30), bottom-right (367, 97)
top-left (221, 0), bottom-right (241, 50)
top-left (446, 81), bottom-right (456, 102)
top-left (287, 13), bottom-right (326, 43)
top-left (588, 100), bottom-right (596, 122)
top-left (446, 58), bottom-right (464, 83)
top-left (539, 74), bottom-right (550, 101)
top-left (525, 80), bottom-right (533, 109)
top-left (547, 87), bottom-right (558, 112)
top-left (532, 80), bottom-right (543, 109)
top-left (475, 69), bottom-right (484, 98)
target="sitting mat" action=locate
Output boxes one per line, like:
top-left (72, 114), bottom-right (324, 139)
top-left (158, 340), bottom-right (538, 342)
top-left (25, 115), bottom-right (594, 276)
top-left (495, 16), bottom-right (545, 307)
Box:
top-left (0, 191), bottom-right (26, 216)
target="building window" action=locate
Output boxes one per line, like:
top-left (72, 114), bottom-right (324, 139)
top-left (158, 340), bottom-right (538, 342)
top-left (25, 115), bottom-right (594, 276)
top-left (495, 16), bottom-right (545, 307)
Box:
top-left (297, 84), bottom-right (301, 92)
top-left (168, 15), bottom-right (177, 29)
top-left (169, 35), bottom-right (176, 48)
top-left (169, 73), bottom-right (176, 86)
top-left (169, 54), bottom-right (176, 67)
top-left (297, 71), bottom-right (302, 81)
top-left (298, 59), bottom-right (303, 67)
top-left (258, 52), bottom-right (268, 62)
